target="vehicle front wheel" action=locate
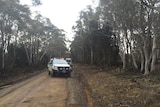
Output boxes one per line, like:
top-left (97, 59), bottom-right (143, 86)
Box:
top-left (68, 73), bottom-right (71, 77)
top-left (51, 72), bottom-right (55, 77)
top-left (48, 71), bottom-right (51, 75)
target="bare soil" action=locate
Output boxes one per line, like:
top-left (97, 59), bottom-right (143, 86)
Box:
top-left (0, 70), bottom-right (89, 107)
top-left (0, 68), bottom-right (44, 87)
top-left (0, 72), bottom-right (68, 107)
top-left (74, 64), bottom-right (160, 107)
top-left (1, 64), bottom-right (159, 107)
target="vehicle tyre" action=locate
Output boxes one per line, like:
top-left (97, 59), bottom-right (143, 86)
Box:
top-left (55, 72), bottom-right (60, 77)
top-left (48, 71), bottom-right (51, 75)
top-left (51, 72), bottom-right (55, 77)
top-left (68, 73), bottom-right (71, 77)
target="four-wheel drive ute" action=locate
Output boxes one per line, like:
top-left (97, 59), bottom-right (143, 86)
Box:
top-left (48, 58), bottom-right (72, 77)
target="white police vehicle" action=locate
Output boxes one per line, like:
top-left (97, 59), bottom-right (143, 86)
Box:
top-left (48, 58), bottom-right (72, 77)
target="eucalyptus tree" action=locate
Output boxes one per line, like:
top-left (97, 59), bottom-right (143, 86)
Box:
top-left (72, 6), bottom-right (97, 64)
top-left (70, 35), bottom-right (85, 63)
top-left (20, 14), bottom-right (67, 66)
top-left (133, 0), bottom-right (160, 74)
top-left (71, 6), bottom-right (119, 65)
top-left (99, 0), bottom-right (140, 70)
top-left (0, 0), bottom-right (31, 69)
top-left (148, 1), bottom-right (160, 72)
top-left (21, 17), bottom-right (44, 66)
top-left (98, 0), bottom-right (160, 75)
top-left (0, 0), bottom-right (68, 76)
top-left (47, 35), bottom-right (68, 58)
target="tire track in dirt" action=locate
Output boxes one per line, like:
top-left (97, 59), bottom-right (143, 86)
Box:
top-left (0, 72), bottom-right (68, 107)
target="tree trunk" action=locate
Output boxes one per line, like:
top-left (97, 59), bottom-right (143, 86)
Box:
top-left (40, 51), bottom-right (46, 61)
top-left (82, 48), bottom-right (85, 63)
top-left (24, 45), bottom-right (30, 66)
top-left (131, 52), bottom-right (138, 69)
top-left (36, 40), bottom-right (40, 64)
top-left (29, 37), bottom-right (33, 66)
top-left (10, 45), bottom-right (16, 68)
top-left (144, 41), bottom-right (150, 75)
top-left (144, 55), bottom-right (150, 75)
top-left (103, 50), bottom-right (106, 65)
top-left (122, 52), bottom-right (126, 70)
top-left (140, 49), bottom-right (144, 72)
top-left (1, 31), bottom-right (5, 69)
top-left (2, 47), bottom-right (5, 69)
top-left (157, 49), bottom-right (159, 60)
top-left (91, 46), bottom-right (93, 64)
top-left (151, 36), bottom-right (156, 72)
top-left (32, 44), bottom-right (35, 64)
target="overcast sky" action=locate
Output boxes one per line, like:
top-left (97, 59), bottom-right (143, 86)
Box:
top-left (20, 0), bottom-right (98, 40)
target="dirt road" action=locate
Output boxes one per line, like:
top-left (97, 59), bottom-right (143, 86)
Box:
top-left (0, 72), bottom-right (68, 107)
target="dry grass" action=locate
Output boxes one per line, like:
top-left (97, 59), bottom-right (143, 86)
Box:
top-left (75, 65), bottom-right (160, 107)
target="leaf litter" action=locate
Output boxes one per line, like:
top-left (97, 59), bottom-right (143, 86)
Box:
top-left (74, 65), bottom-right (160, 107)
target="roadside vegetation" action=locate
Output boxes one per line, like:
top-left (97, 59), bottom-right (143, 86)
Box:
top-left (71, 0), bottom-right (160, 75)
top-left (75, 65), bottom-right (160, 107)
top-left (71, 0), bottom-right (160, 106)
top-left (0, 0), bottom-right (68, 80)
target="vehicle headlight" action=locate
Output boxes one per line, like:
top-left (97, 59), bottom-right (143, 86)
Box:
top-left (66, 68), bottom-right (69, 70)
top-left (53, 66), bottom-right (57, 70)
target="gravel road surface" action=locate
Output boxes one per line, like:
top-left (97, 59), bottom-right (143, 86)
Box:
top-left (0, 71), bottom-right (89, 107)
top-left (0, 72), bottom-right (68, 107)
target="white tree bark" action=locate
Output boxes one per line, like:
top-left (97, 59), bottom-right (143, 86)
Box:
top-left (144, 41), bottom-right (150, 75)
top-left (1, 31), bottom-right (5, 69)
top-left (24, 44), bottom-right (30, 65)
top-left (151, 36), bottom-right (157, 72)
top-left (122, 52), bottom-right (126, 70)
top-left (140, 49), bottom-right (144, 72)
top-left (11, 36), bottom-right (17, 68)
top-left (39, 51), bottom-right (46, 61)
top-left (131, 52), bottom-right (138, 69)
top-left (2, 47), bottom-right (5, 69)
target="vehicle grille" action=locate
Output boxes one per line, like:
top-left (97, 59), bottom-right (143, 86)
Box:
top-left (58, 67), bottom-right (69, 71)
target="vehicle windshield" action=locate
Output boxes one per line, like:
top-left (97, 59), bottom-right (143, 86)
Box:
top-left (53, 59), bottom-right (68, 64)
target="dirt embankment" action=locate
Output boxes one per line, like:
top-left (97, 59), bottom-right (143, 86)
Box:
top-left (0, 68), bottom-right (45, 87)
top-left (67, 72), bottom-right (88, 107)
top-left (74, 64), bottom-right (160, 107)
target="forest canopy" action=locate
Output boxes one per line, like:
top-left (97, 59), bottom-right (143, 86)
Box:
top-left (0, 0), bottom-right (67, 72)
